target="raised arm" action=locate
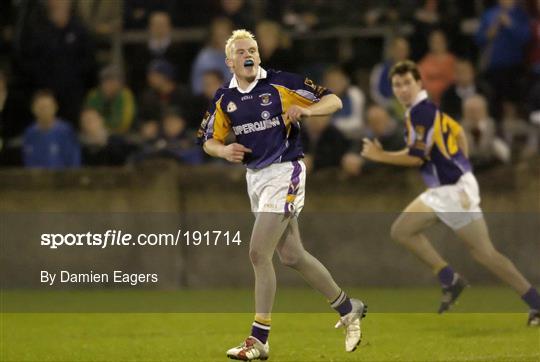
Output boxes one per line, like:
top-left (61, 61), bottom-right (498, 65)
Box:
top-left (285, 94), bottom-right (343, 122)
top-left (308, 94), bottom-right (343, 116)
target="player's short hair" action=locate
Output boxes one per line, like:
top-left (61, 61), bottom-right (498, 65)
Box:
top-left (389, 60), bottom-right (421, 82)
top-left (225, 29), bottom-right (257, 59)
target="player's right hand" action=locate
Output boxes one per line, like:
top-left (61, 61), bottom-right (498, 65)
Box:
top-left (285, 105), bottom-right (312, 123)
top-left (361, 138), bottom-right (383, 161)
top-left (221, 143), bottom-right (252, 163)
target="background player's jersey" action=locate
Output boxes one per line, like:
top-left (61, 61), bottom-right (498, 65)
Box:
top-left (197, 67), bottom-right (331, 169)
top-left (406, 90), bottom-right (472, 187)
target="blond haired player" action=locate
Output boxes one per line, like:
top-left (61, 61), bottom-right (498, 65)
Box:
top-left (198, 29), bottom-right (367, 360)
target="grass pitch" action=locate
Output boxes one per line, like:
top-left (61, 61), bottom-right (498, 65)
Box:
top-left (1, 287), bottom-right (539, 361)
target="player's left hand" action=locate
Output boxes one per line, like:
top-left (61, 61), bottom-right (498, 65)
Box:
top-left (285, 105), bottom-right (312, 123)
top-left (361, 138), bottom-right (383, 161)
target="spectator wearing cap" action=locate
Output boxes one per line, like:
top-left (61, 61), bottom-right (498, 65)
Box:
top-left (85, 65), bottom-right (136, 134)
top-left (23, 90), bottom-right (80, 169)
top-left (139, 60), bottom-right (196, 129)
top-left (191, 17), bottom-right (233, 95)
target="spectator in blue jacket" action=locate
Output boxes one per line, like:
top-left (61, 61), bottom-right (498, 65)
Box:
top-left (475, 0), bottom-right (530, 118)
top-left (369, 36), bottom-right (410, 120)
top-left (190, 17), bottom-right (233, 95)
top-left (23, 90), bottom-right (81, 169)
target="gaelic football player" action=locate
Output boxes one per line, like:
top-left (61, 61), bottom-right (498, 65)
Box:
top-left (198, 29), bottom-right (367, 360)
top-left (362, 60), bottom-right (539, 326)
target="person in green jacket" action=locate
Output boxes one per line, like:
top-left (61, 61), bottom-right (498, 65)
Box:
top-left (85, 65), bottom-right (135, 134)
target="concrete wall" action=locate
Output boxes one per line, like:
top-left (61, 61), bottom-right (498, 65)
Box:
top-left (1, 159), bottom-right (538, 288)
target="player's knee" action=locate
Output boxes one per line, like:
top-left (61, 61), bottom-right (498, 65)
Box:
top-left (471, 247), bottom-right (498, 265)
top-left (279, 251), bottom-right (303, 269)
top-left (390, 221), bottom-right (407, 244)
top-left (249, 248), bottom-right (271, 266)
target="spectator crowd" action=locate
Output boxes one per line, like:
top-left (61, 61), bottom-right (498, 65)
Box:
top-left (0, 0), bottom-right (539, 176)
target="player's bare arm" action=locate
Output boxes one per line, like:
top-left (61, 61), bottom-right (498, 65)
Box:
top-left (361, 138), bottom-right (423, 167)
top-left (286, 94), bottom-right (343, 122)
top-left (203, 139), bottom-right (252, 163)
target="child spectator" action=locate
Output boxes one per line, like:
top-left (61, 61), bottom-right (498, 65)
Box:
top-left (23, 90), bottom-right (80, 169)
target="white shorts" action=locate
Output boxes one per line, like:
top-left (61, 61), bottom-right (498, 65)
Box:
top-left (246, 160), bottom-right (306, 216)
top-left (419, 172), bottom-right (483, 230)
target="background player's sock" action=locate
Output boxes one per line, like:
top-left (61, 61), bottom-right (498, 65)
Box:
top-left (521, 287), bottom-right (540, 310)
top-left (437, 265), bottom-right (455, 287)
top-left (251, 316), bottom-right (271, 344)
top-left (330, 290), bottom-right (353, 316)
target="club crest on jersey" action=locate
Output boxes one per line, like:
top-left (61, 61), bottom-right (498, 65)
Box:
top-left (227, 101), bottom-right (237, 112)
top-left (261, 110), bottom-right (271, 120)
top-left (259, 93), bottom-right (272, 106)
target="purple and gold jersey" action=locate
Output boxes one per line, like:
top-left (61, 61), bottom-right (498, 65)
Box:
top-left (197, 67), bottom-right (331, 169)
top-left (406, 90), bottom-right (472, 187)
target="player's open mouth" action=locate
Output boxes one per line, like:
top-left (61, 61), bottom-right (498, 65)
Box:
top-left (244, 59), bottom-right (254, 68)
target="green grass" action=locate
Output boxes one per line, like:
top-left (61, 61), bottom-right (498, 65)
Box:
top-left (1, 288), bottom-right (539, 361)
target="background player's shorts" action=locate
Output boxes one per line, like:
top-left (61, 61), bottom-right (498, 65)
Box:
top-left (420, 172), bottom-right (483, 230)
top-left (246, 160), bottom-right (306, 216)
